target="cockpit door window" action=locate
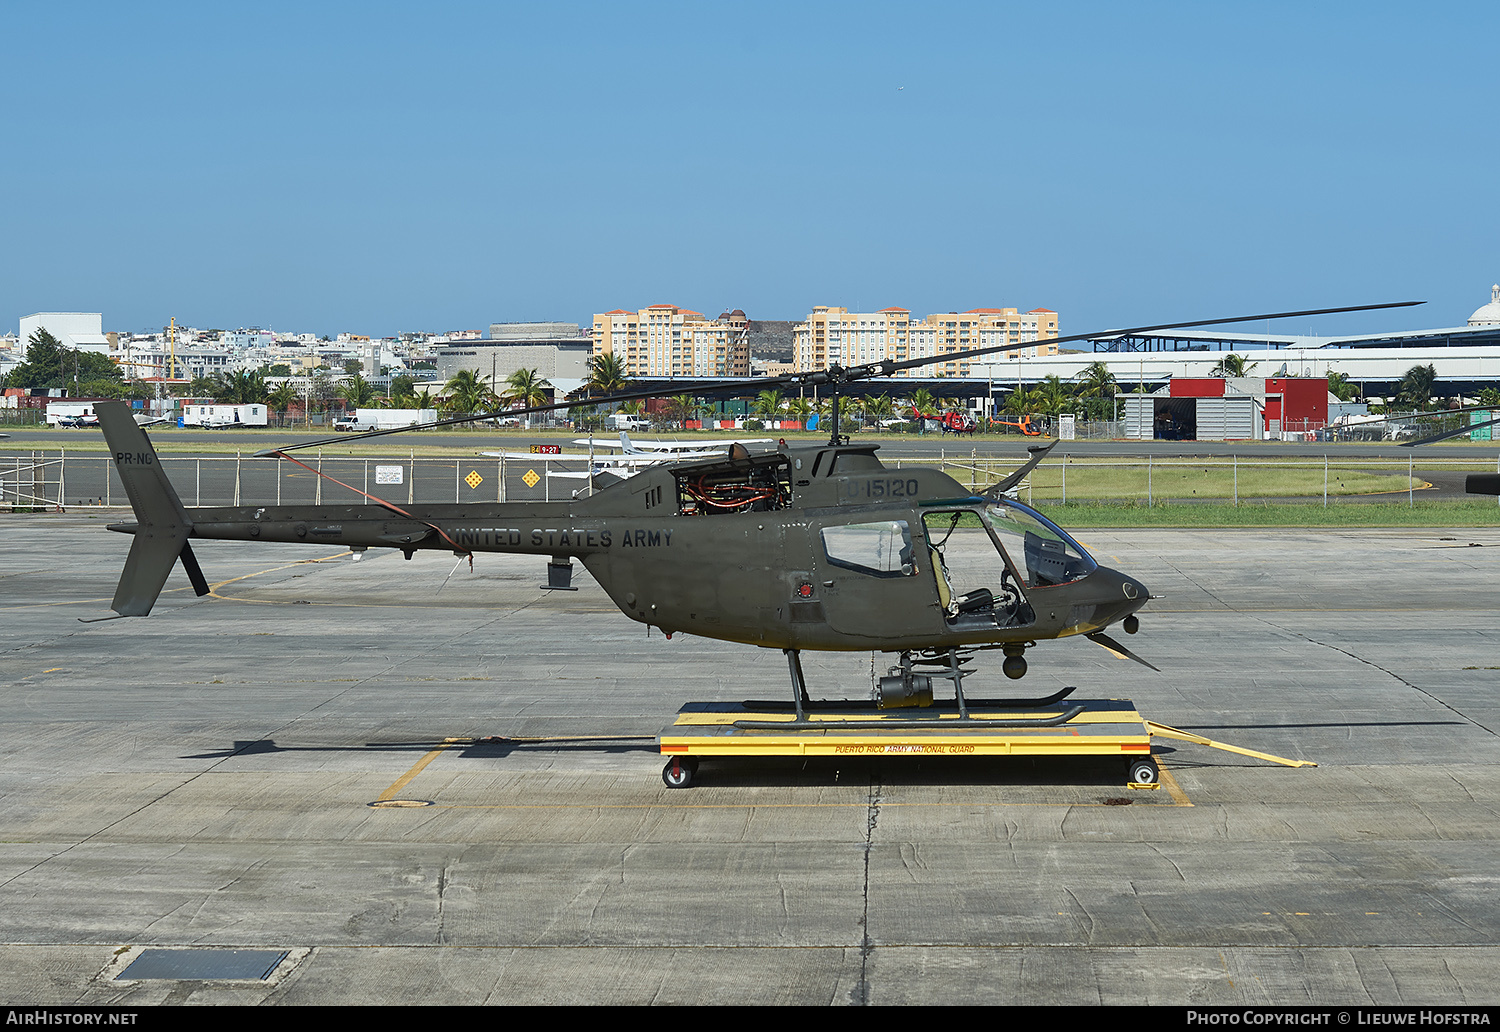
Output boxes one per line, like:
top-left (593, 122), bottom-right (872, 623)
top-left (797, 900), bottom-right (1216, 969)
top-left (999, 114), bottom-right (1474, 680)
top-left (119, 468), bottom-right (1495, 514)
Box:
top-left (820, 520), bottom-right (915, 577)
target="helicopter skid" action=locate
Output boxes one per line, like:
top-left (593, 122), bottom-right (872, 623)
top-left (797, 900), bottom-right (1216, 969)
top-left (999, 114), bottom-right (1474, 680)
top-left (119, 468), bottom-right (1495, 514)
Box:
top-left (740, 685), bottom-right (1078, 712)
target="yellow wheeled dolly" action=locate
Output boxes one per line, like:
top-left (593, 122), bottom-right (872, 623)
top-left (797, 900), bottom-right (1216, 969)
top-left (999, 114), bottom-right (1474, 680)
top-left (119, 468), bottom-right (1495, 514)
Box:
top-left (659, 698), bottom-right (1161, 789)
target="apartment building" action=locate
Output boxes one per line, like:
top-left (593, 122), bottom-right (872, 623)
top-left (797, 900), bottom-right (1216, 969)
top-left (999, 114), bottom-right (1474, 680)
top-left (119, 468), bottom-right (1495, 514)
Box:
top-left (793, 306), bottom-right (1059, 376)
top-left (591, 305), bottom-right (751, 378)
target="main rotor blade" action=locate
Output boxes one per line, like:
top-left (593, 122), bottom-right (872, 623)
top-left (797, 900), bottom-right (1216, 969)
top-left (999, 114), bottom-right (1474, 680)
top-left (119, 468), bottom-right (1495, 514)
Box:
top-left (258, 299), bottom-right (1422, 455)
top-left (1086, 631), bottom-right (1161, 672)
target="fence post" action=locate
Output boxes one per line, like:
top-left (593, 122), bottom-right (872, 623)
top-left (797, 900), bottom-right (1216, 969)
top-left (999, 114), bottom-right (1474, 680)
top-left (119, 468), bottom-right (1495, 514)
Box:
top-left (1323, 455), bottom-right (1328, 508)
top-left (1148, 454), bottom-right (1153, 506)
top-left (234, 451), bottom-right (242, 507)
top-left (196, 458), bottom-right (201, 506)
top-left (1233, 454), bottom-right (1238, 506)
top-left (455, 460), bottom-right (460, 503)
top-left (58, 449), bottom-right (66, 509)
top-left (363, 458), bottom-right (369, 503)
top-left (1409, 453), bottom-right (1413, 508)
top-left (277, 456), bottom-right (282, 506)
top-left (316, 451), bottom-right (323, 506)
top-left (1062, 455), bottom-right (1067, 504)
top-left (33, 451), bottom-right (42, 508)
top-left (408, 449), bottom-right (414, 506)
top-left (105, 456), bottom-right (111, 507)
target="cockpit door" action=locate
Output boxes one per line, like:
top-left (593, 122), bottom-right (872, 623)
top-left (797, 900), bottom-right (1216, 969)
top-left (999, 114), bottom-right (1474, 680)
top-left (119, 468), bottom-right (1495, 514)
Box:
top-left (811, 516), bottom-right (944, 639)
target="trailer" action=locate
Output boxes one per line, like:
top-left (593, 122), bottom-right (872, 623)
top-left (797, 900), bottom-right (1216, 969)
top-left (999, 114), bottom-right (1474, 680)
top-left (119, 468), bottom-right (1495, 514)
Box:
top-left (181, 404), bottom-right (268, 429)
top-left (657, 698), bottom-right (1316, 789)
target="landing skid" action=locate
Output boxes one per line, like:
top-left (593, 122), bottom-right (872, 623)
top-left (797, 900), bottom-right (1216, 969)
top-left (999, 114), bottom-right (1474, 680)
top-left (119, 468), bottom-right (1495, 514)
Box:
top-left (741, 686), bottom-right (1078, 712)
top-left (733, 647), bottom-right (1082, 731)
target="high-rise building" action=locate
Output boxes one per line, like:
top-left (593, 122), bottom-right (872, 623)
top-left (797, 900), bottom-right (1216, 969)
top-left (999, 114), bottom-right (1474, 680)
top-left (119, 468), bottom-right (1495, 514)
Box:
top-left (793, 306), bottom-right (1059, 376)
top-left (591, 305), bottom-right (751, 378)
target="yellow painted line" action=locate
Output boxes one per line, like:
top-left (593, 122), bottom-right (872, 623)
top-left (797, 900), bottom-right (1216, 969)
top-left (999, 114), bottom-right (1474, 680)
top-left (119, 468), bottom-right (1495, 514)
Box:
top-left (2, 595), bottom-right (115, 611)
top-left (1160, 764), bottom-right (1192, 806)
top-left (207, 553), bottom-right (353, 603)
top-left (376, 737), bottom-right (466, 802)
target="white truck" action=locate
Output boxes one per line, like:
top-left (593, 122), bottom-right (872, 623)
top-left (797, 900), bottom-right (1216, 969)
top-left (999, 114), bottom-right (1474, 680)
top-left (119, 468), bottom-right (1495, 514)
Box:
top-left (334, 408), bottom-right (438, 432)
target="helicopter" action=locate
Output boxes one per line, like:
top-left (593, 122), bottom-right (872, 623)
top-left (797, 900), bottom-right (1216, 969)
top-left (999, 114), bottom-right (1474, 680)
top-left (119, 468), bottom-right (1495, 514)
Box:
top-left (93, 300), bottom-right (1423, 719)
top-left (909, 404), bottom-right (980, 436)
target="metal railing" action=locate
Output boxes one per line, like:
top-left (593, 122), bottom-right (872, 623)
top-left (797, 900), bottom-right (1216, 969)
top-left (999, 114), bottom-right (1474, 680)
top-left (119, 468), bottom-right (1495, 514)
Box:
top-left (6, 449), bottom-right (1499, 512)
top-left (1, 450), bottom-right (587, 510)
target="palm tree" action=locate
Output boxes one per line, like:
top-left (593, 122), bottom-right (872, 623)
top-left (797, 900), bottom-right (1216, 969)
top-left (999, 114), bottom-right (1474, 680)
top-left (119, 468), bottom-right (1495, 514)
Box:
top-left (1325, 370), bottom-right (1360, 402)
top-left (753, 390), bottom-right (785, 418)
top-left (267, 382), bottom-right (299, 428)
top-left (211, 369), bottom-right (268, 405)
top-left (337, 373), bottom-right (378, 409)
top-left (908, 388), bottom-right (936, 424)
top-left (1034, 375), bottom-right (1072, 417)
top-left (1211, 353), bottom-right (1257, 377)
top-left (442, 369), bottom-right (495, 416)
top-left (1077, 361), bottom-right (1118, 420)
top-left (586, 352), bottom-right (629, 397)
top-left (388, 374), bottom-right (417, 406)
top-left (1396, 364), bottom-right (1437, 411)
top-left (1003, 385), bottom-right (1036, 418)
top-left (503, 368), bottom-right (553, 427)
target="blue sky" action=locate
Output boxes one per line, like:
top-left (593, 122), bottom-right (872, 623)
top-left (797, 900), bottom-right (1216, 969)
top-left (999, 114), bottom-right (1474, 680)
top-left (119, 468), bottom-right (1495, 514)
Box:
top-left (3, 1), bottom-right (1496, 340)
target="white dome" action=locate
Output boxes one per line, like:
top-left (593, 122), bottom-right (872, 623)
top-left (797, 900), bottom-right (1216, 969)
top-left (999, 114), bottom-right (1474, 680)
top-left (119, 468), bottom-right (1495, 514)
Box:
top-left (1468, 284), bottom-right (1500, 326)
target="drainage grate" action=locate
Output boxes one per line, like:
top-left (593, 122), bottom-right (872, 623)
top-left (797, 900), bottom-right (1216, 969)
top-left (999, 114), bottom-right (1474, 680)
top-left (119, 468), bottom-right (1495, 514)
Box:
top-left (119, 948), bottom-right (290, 981)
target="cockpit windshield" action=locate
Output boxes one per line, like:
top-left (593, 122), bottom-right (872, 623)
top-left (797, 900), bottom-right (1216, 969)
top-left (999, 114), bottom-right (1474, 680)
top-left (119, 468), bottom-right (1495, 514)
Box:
top-left (980, 499), bottom-right (1097, 587)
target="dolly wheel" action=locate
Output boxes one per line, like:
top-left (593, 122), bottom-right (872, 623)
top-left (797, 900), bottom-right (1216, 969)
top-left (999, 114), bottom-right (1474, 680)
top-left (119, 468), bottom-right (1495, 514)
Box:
top-left (1128, 757), bottom-right (1159, 785)
top-left (662, 757), bottom-right (696, 789)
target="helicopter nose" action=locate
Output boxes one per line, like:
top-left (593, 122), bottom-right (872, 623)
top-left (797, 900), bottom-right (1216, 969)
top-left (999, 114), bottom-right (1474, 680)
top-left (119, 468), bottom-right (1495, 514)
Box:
top-left (1085, 565), bottom-right (1152, 629)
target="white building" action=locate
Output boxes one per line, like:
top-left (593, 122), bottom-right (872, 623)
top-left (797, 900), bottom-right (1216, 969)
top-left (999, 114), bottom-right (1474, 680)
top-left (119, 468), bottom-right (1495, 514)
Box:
top-left (18, 313), bottom-right (108, 359)
top-left (1469, 285), bottom-right (1500, 327)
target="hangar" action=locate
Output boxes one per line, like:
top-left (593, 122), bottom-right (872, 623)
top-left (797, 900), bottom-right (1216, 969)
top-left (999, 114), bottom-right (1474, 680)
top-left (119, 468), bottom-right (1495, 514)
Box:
top-left (1120, 376), bottom-right (1331, 441)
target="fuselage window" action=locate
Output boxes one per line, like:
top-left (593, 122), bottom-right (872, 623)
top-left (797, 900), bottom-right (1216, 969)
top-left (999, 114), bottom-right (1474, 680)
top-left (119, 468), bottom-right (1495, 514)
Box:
top-left (821, 520), bottom-right (916, 577)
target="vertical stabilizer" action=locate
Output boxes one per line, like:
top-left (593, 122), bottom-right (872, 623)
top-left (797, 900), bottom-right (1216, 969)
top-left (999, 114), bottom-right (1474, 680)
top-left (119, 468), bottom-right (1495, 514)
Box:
top-left (97, 402), bottom-right (209, 616)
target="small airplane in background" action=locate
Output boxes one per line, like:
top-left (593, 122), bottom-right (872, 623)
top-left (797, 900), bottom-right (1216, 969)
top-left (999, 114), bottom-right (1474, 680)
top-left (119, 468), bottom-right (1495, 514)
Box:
top-left (580, 431), bottom-right (774, 456)
top-left (485, 432), bottom-right (776, 484)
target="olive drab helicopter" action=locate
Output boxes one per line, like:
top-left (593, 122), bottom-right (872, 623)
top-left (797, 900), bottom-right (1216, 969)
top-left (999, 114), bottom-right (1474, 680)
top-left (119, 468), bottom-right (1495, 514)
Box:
top-left (94, 301), bottom-right (1424, 719)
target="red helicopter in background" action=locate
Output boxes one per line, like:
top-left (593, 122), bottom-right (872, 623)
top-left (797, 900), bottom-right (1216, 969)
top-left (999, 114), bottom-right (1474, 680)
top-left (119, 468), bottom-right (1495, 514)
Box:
top-left (909, 405), bottom-right (1040, 437)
